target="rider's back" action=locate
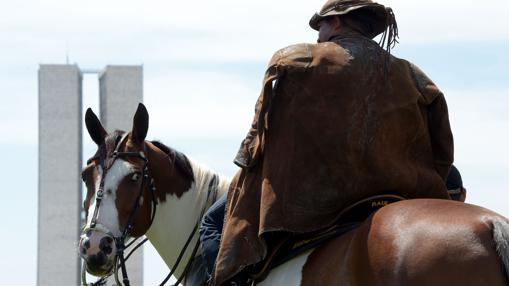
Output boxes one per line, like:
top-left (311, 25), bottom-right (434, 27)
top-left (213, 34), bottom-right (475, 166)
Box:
top-left (236, 34), bottom-right (453, 233)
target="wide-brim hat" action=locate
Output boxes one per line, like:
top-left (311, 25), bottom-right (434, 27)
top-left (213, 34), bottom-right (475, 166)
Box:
top-left (309, 0), bottom-right (389, 38)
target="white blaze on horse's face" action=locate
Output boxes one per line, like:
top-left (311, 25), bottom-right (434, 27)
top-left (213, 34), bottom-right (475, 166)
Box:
top-left (79, 159), bottom-right (136, 276)
top-left (85, 159), bottom-right (136, 236)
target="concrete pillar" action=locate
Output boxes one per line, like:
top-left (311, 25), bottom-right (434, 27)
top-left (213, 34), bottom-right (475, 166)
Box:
top-left (99, 65), bottom-right (144, 285)
top-left (38, 64), bottom-right (82, 286)
top-left (99, 65), bottom-right (143, 132)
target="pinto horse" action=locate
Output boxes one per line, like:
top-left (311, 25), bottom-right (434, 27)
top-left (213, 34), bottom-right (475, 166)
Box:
top-left (79, 104), bottom-right (509, 286)
top-left (79, 104), bottom-right (230, 285)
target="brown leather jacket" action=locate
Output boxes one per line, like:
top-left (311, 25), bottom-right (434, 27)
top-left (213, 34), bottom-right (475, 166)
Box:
top-left (213, 33), bottom-right (453, 285)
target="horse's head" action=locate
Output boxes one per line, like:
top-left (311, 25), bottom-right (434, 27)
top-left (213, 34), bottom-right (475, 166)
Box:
top-left (79, 103), bottom-right (154, 277)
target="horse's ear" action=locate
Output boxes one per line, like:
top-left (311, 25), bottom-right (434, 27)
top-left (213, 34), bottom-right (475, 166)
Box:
top-left (132, 103), bottom-right (149, 144)
top-left (85, 108), bottom-right (107, 145)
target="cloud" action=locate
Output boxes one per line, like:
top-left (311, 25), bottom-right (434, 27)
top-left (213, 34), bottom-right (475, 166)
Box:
top-left (1, 0), bottom-right (507, 69)
top-left (0, 77), bottom-right (38, 144)
top-left (446, 88), bottom-right (509, 173)
top-left (143, 70), bottom-right (259, 141)
top-left (385, 0), bottom-right (509, 43)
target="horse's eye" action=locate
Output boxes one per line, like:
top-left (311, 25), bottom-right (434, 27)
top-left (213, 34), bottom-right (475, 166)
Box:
top-left (131, 173), bottom-right (140, 182)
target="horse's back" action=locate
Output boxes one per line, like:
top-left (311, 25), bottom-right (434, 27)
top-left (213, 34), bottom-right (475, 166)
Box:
top-left (295, 199), bottom-right (509, 285)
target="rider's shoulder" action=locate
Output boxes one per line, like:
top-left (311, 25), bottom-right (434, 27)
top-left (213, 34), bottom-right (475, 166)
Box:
top-left (267, 42), bottom-right (353, 71)
top-left (404, 61), bottom-right (443, 102)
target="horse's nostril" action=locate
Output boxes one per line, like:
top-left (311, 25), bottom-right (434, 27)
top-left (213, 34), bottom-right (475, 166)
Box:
top-left (86, 230), bottom-right (92, 237)
top-left (100, 237), bottom-right (114, 255)
top-left (102, 245), bottom-right (113, 255)
top-left (83, 239), bottom-right (90, 250)
top-left (100, 236), bottom-right (113, 245)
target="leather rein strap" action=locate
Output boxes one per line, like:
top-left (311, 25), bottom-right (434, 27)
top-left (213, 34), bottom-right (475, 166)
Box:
top-left (158, 174), bottom-right (219, 286)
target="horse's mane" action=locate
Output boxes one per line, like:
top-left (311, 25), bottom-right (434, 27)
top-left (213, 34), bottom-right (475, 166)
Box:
top-left (150, 141), bottom-right (195, 182)
top-left (95, 132), bottom-right (195, 182)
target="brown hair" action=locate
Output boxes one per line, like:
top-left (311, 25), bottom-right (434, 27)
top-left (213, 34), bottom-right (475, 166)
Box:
top-left (340, 9), bottom-right (380, 39)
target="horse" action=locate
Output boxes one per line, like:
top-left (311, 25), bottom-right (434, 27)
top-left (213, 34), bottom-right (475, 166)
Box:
top-left (79, 103), bottom-right (509, 286)
top-left (79, 104), bottom-right (230, 285)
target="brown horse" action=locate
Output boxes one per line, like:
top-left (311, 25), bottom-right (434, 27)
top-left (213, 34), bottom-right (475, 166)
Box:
top-left (79, 104), bottom-right (509, 285)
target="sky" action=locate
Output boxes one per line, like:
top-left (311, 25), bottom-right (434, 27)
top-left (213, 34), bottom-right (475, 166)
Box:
top-left (0, 0), bottom-right (508, 285)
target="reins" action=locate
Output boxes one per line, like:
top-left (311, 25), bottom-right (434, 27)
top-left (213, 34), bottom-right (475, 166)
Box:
top-left (82, 134), bottom-right (219, 286)
top-left (158, 174), bottom-right (219, 286)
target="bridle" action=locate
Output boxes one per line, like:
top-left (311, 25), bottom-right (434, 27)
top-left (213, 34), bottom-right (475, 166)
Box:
top-left (82, 132), bottom-right (157, 286)
top-left (81, 133), bottom-right (219, 286)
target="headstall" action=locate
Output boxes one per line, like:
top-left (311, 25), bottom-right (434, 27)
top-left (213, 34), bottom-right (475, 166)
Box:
top-left (82, 133), bottom-right (157, 286)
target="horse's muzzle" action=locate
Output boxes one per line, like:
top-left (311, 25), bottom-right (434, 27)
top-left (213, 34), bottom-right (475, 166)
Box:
top-left (79, 230), bottom-right (116, 277)
top-left (84, 254), bottom-right (115, 276)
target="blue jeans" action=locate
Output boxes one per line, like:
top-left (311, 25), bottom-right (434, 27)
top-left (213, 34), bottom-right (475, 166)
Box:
top-left (199, 193), bottom-right (227, 280)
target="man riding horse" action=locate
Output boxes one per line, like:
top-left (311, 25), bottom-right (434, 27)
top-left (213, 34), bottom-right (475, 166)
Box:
top-left (203, 0), bottom-right (454, 285)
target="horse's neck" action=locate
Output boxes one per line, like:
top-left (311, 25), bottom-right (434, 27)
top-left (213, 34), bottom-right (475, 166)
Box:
top-left (145, 157), bottom-right (229, 278)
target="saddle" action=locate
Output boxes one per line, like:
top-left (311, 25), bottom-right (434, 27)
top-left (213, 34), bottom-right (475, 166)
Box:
top-left (249, 194), bottom-right (405, 282)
